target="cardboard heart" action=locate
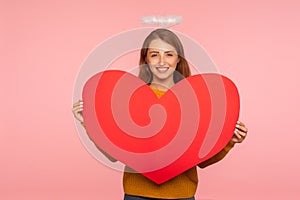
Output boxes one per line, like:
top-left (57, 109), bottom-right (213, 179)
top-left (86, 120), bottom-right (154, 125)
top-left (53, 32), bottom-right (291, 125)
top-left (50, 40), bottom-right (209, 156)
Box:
top-left (82, 70), bottom-right (239, 184)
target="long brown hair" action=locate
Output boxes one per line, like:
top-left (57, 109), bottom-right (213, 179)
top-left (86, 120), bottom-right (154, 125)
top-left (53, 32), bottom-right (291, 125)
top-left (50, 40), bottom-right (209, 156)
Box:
top-left (138, 28), bottom-right (191, 84)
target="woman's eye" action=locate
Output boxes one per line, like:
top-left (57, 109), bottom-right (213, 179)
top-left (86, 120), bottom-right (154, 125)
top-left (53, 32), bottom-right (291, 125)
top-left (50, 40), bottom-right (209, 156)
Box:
top-left (151, 54), bottom-right (157, 57)
top-left (167, 54), bottom-right (173, 57)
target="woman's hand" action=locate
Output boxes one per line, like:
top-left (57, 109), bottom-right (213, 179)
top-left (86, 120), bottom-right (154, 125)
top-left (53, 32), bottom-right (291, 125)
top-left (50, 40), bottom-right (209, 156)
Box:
top-left (72, 100), bottom-right (84, 124)
top-left (231, 121), bottom-right (248, 143)
top-left (198, 121), bottom-right (248, 168)
top-left (72, 100), bottom-right (117, 162)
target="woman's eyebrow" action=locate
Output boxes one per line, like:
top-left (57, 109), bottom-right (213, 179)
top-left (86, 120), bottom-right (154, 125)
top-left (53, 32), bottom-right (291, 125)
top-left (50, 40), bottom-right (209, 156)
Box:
top-left (148, 50), bottom-right (159, 53)
top-left (164, 51), bottom-right (176, 53)
top-left (148, 50), bottom-right (176, 53)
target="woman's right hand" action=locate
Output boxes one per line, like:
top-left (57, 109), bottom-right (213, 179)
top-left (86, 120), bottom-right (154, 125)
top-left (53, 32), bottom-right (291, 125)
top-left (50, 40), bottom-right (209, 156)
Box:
top-left (72, 100), bottom-right (84, 124)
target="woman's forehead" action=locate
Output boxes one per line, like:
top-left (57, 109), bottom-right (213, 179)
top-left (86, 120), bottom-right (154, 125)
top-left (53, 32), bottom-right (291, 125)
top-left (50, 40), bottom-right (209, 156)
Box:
top-left (148, 39), bottom-right (177, 52)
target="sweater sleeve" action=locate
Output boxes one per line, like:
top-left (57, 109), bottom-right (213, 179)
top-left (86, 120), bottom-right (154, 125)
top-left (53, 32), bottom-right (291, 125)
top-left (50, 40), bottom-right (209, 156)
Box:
top-left (197, 140), bottom-right (235, 169)
top-left (81, 122), bottom-right (117, 162)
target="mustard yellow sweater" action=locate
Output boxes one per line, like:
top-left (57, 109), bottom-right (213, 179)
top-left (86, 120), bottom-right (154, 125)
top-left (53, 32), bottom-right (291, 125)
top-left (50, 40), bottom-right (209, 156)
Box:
top-left (123, 88), bottom-right (236, 199)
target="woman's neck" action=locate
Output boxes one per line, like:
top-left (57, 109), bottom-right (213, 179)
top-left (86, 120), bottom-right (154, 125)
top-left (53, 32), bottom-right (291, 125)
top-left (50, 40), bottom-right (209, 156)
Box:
top-left (150, 80), bottom-right (174, 92)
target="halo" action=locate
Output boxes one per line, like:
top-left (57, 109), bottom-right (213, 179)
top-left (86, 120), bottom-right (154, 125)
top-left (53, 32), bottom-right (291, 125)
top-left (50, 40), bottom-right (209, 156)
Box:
top-left (141, 16), bottom-right (182, 27)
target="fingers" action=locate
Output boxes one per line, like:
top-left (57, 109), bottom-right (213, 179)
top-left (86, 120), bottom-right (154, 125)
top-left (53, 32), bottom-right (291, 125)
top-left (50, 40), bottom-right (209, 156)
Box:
top-left (72, 101), bottom-right (83, 114)
top-left (235, 129), bottom-right (245, 141)
top-left (231, 130), bottom-right (243, 143)
top-left (73, 100), bottom-right (83, 107)
top-left (236, 121), bottom-right (248, 134)
top-left (231, 121), bottom-right (248, 143)
top-left (72, 106), bottom-right (83, 115)
top-left (234, 129), bottom-right (242, 139)
top-left (72, 100), bottom-right (84, 123)
top-left (73, 100), bottom-right (83, 110)
top-left (237, 120), bottom-right (244, 126)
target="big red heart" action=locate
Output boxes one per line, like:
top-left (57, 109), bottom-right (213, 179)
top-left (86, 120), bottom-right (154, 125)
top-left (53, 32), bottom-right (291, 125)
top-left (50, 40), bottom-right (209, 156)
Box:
top-left (82, 70), bottom-right (239, 184)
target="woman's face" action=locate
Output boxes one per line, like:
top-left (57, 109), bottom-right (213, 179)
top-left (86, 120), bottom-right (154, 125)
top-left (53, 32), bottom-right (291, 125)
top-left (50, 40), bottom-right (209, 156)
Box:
top-left (146, 39), bottom-right (180, 85)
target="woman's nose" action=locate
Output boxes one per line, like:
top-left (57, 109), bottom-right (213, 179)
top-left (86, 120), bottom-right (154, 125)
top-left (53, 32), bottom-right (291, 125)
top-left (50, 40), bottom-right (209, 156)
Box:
top-left (159, 55), bottom-right (165, 66)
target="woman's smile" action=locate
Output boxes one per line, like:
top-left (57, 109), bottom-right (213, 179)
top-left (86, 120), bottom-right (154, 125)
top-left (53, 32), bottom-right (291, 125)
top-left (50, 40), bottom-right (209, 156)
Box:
top-left (156, 66), bottom-right (170, 73)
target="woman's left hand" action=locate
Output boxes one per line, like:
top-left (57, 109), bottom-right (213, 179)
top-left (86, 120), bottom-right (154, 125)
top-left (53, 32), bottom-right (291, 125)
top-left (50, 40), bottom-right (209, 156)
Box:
top-left (231, 121), bottom-right (248, 143)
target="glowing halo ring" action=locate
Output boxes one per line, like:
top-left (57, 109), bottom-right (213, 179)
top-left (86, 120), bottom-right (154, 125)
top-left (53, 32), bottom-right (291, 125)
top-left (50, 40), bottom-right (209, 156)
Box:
top-left (72, 27), bottom-right (227, 172)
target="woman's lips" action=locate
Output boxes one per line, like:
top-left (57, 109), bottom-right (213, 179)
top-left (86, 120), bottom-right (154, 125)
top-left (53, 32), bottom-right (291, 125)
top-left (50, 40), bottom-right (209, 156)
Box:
top-left (156, 66), bottom-right (169, 73)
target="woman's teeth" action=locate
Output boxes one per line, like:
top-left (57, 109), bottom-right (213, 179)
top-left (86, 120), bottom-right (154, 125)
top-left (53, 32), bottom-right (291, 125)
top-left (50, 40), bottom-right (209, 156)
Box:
top-left (156, 67), bottom-right (169, 72)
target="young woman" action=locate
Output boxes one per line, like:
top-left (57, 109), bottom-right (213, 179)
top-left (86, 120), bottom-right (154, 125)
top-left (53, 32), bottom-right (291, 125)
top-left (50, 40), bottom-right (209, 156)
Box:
top-left (73, 29), bottom-right (248, 200)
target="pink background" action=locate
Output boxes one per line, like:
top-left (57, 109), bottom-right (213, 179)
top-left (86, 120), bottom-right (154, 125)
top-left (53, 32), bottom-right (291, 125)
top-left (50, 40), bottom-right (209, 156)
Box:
top-left (1, 0), bottom-right (300, 199)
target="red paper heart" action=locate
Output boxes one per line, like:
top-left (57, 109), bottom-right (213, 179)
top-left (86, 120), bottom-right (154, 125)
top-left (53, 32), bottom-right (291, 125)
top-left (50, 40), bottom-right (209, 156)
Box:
top-left (82, 70), bottom-right (239, 184)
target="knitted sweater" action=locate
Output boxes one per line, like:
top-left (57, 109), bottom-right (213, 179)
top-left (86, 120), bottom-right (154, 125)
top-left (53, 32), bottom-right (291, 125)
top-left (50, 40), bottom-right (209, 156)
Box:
top-left (123, 87), bottom-right (235, 199)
